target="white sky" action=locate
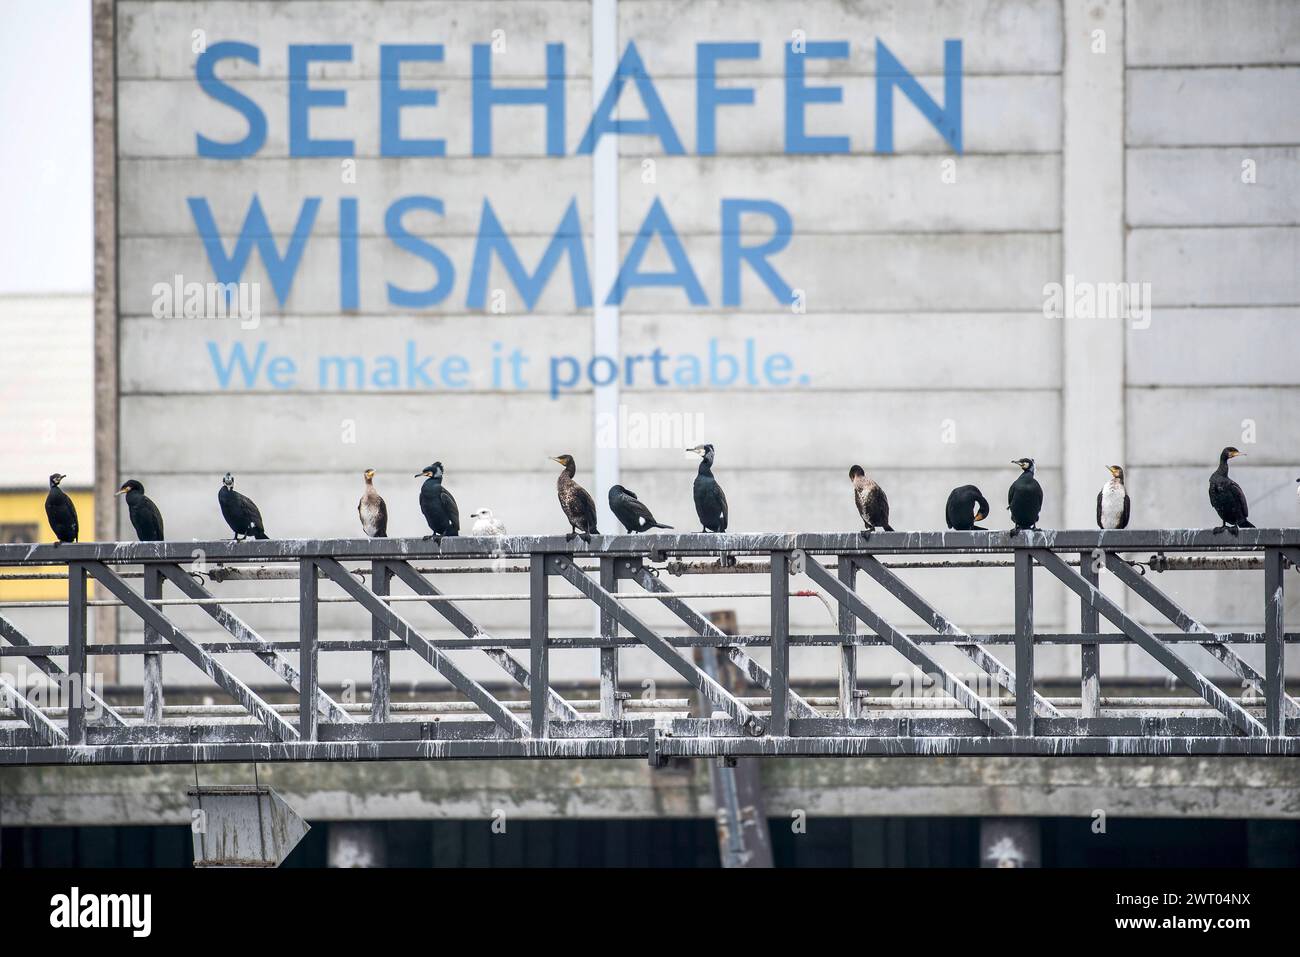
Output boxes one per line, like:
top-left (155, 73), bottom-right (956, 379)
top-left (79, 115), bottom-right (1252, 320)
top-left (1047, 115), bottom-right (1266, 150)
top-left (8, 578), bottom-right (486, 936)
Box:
top-left (0, 0), bottom-right (93, 294)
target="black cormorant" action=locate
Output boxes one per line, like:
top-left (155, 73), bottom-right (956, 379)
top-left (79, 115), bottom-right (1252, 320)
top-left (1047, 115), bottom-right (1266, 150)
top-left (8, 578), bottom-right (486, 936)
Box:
top-left (1209, 447), bottom-right (1253, 534)
top-left (415, 462), bottom-right (459, 540)
top-left (358, 468), bottom-right (388, 538)
top-left (116, 479), bottom-right (165, 542)
top-left (849, 465), bottom-right (893, 535)
top-left (1096, 465), bottom-right (1130, 530)
top-left (44, 473), bottom-right (78, 544)
top-left (1007, 458), bottom-right (1043, 534)
top-left (945, 485), bottom-right (990, 531)
top-left (688, 444), bottom-right (728, 532)
top-left (552, 454), bottom-right (598, 542)
top-left (609, 484), bottom-right (673, 533)
top-left (219, 472), bottom-right (269, 540)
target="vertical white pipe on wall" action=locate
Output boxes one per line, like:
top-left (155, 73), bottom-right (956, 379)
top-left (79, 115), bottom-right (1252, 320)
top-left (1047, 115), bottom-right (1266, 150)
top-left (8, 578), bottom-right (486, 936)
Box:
top-left (591, 0), bottom-right (620, 534)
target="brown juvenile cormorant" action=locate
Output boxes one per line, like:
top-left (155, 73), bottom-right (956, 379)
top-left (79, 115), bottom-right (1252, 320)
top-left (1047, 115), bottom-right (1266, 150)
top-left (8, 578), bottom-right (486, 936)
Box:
top-left (44, 473), bottom-right (78, 544)
top-left (116, 479), bottom-right (165, 542)
top-left (219, 472), bottom-right (269, 540)
top-left (609, 484), bottom-right (673, 533)
top-left (688, 444), bottom-right (728, 532)
top-left (849, 465), bottom-right (893, 535)
top-left (415, 462), bottom-right (459, 540)
top-left (1096, 465), bottom-right (1130, 530)
top-left (1007, 458), bottom-right (1043, 534)
top-left (1209, 447), bottom-right (1253, 535)
top-left (357, 468), bottom-right (388, 538)
top-left (552, 454), bottom-right (598, 542)
top-left (945, 485), bottom-right (990, 531)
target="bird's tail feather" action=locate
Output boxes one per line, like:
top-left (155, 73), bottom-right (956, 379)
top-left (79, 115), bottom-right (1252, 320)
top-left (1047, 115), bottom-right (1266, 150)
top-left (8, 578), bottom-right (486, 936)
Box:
top-left (652, 522), bottom-right (674, 530)
top-left (1239, 519), bottom-right (1255, 528)
top-left (254, 531), bottom-right (270, 540)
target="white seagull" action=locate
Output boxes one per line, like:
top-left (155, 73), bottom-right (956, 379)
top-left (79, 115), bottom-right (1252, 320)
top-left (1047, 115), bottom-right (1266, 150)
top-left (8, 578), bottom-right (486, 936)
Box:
top-left (469, 508), bottom-right (507, 536)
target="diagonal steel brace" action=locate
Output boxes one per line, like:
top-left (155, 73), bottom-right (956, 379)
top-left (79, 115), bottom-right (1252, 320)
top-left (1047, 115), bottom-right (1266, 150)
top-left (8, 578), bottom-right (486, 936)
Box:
top-left (800, 552), bottom-right (1016, 735)
top-left (84, 561), bottom-right (299, 742)
top-left (382, 560), bottom-right (579, 721)
top-left (157, 564), bottom-right (352, 723)
top-left (1033, 549), bottom-right (1266, 736)
top-left (621, 560), bottom-right (819, 719)
top-left (550, 555), bottom-right (766, 735)
top-left (853, 555), bottom-right (1061, 718)
top-left (314, 558), bottom-right (528, 737)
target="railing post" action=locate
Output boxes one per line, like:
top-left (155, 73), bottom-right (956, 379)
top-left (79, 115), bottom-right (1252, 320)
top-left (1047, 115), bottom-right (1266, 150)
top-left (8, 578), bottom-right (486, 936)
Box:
top-left (142, 564), bottom-right (164, 726)
top-left (370, 560), bottom-right (392, 723)
top-left (299, 559), bottom-right (318, 741)
top-left (1264, 548), bottom-right (1285, 736)
top-left (530, 553), bottom-right (550, 738)
top-left (598, 556), bottom-right (621, 721)
top-left (1079, 550), bottom-right (1100, 718)
top-left (837, 556), bottom-right (858, 718)
top-left (770, 550), bottom-right (790, 735)
top-left (67, 562), bottom-right (87, 745)
top-left (1014, 549), bottom-right (1035, 736)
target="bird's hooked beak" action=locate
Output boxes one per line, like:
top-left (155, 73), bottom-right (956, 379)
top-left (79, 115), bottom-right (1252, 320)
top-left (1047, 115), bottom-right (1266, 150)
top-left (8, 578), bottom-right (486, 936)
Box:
top-left (114, 485), bottom-right (128, 496)
top-left (1229, 450), bottom-right (1245, 458)
top-left (550, 456), bottom-right (563, 465)
top-left (975, 511), bottom-right (987, 522)
top-left (415, 470), bottom-right (432, 478)
top-left (1107, 465), bottom-right (1122, 477)
top-left (686, 446), bottom-right (704, 456)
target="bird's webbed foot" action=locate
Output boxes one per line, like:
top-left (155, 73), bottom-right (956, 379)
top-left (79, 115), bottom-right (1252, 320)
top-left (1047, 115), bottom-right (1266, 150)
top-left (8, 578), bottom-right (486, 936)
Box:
top-left (422, 534), bottom-right (435, 541)
top-left (1212, 525), bottom-right (1225, 535)
top-left (1228, 524), bottom-right (1239, 537)
top-left (580, 531), bottom-right (592, 543)
top-left (565, 530), bottom-right (576, 543)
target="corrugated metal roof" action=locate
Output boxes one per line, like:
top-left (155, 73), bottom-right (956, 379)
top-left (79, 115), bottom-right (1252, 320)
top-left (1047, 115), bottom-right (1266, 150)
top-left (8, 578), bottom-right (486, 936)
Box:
top-left (0, 294), bottom-right (94, 489)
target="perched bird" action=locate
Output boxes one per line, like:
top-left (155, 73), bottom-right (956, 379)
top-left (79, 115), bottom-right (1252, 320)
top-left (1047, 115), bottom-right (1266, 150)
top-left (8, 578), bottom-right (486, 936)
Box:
top-left (218, 472), bottom-right (269, 540)
top-left (849, 465), bottom-right (893, 535)
top-left (357, 468), bottom-right (388, 538)
top-left (469, 508), bottom-right (507, 536)
top-left (44, 473), bottom-right (79, 544)
top-left (609, 484), bottom-right (673, 533)
top-left (415, 462), bottom-right (459, 540)
top-left (1096, 465), bottom-right (1130, 530)
top-left (552, 454), bottom-right (599, 542)
top-left (1209, 447), bottom-right (1254, 535)
top-left (116, 479), bottom-right (165, 542)
top-left (945, 485), bottom-right (990, 531)
top-left (688, 444), bottom-right (728, 533)
top-left (1007, 458), bottom-right (1043, 534)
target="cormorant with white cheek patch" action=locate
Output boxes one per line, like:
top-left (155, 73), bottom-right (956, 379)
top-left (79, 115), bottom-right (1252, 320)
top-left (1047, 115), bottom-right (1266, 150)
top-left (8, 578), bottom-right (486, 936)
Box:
top-left (945, 485), bottom-right (990, 531)
top-left (1209, 447), bottom-right (1253, 535)
top-left (688, 444), bottom-right (728, 533)
top-left (552, 454), bottom-right (598, 542)
top-left (219, 472), bottom-right (269, 540)
top-left (116, 479), bottom-right (165, 541)
top-left (1007, 458), bottom-right (1043, 535)
top-left (45, 473), bottom-right (79, 544)
top-left (1096, 465), bottom-right (1130, 530)
top-left (416, 462), bottom-right (459, 540)
top-left (357, 468), bottom-right (388, 538)
top-left (609, 484), bottom-right (673, 533)
top-left (849, 465), bottom-right (893, 535)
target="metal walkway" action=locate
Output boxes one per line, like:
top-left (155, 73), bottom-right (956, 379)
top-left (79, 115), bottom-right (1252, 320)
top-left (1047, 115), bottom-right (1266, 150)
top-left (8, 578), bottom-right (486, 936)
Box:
top-left (1, 531), bottom-right (1297, 765)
